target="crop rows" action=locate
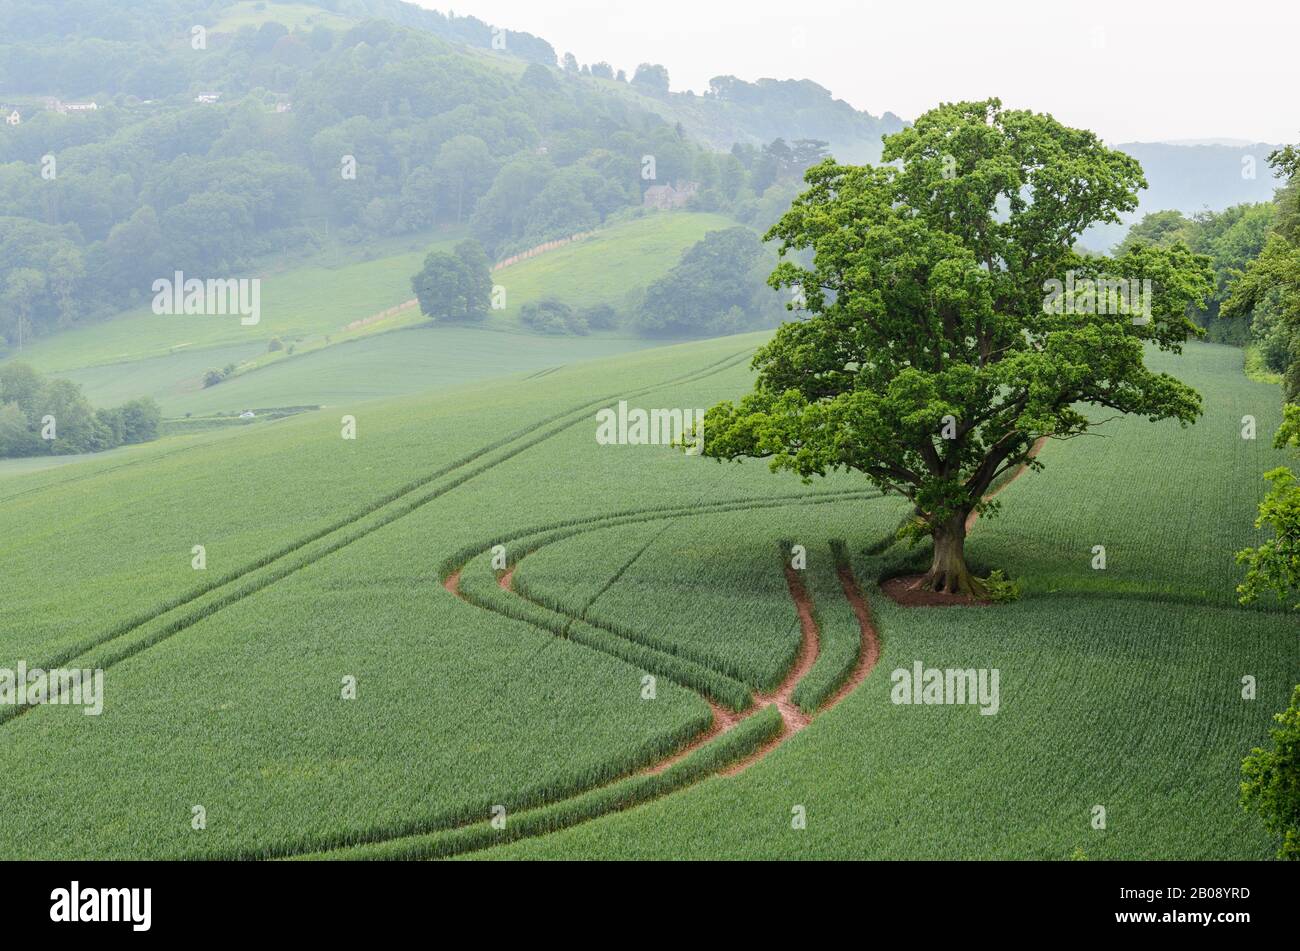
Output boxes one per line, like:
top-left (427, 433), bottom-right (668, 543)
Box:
top-left (305, 705), bottom-right (786, 861)
top-left (479, 345), bottom-right (1300, 860)
top-left (1, 346), bottom-right (754, 692)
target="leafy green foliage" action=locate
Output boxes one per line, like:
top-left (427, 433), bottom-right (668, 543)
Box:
top-left (980, 569), bottom-right (1022, 604)
top-left (1120, 202), bottom-right (1276, 344)
top-left (704, 99), bottom-right (1212, 594)
top-left (631, 226), bottom-right (782, 337)
top-left (577, 302), bottom-right (619, 330)
top-left (1237, 405), bottom-right (1300, 610)
top-left (519, 297), bottom-right (587, 335)
top-left (411, 240), bottom-right (492, 322)
top-left (1224, 142), bottom-right (1300, 399)
top-left (0, 362), bottom-right (159, 457)
top-left (631, 63), bottom-right (670, 95)
top-left (1241, 684), bottom-right (1300, 859)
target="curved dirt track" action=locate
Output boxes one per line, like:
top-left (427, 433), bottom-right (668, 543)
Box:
top-left (292, 432), bottom-right (1046, 860)
top-left (441, 502), bottom-right (883, 819)
top-left (416, 435), bottom-right (1051, 856)
top-left (495, 562), bottom-right (743, 777)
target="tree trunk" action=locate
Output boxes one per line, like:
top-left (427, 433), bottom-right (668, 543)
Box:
top-left (921, 515), bottom-right (985, 596)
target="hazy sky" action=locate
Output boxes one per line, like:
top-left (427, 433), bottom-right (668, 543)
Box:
top-left (421, 0), bottom-right (1298, 144)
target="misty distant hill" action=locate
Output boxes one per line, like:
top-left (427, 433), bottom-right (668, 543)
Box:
top-left (607, 75), bottom-right (906, 165)
top-left (1082, 141), bottom-right (1286, 251)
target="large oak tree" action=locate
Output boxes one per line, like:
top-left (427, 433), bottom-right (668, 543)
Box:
top-left (703, 99), bottom-right (1213, 596)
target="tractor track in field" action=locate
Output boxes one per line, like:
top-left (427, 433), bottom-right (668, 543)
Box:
top-left (253, 451), bottom-right (1038, 861)
top-left (455, 488), bottom-right (883, 695)
top-left (714, 564), bottom-right (818, 776)
top-left (2, 350), bottom-right (754, 727)
top-left (371, 438), bottom-right (1052, 860)
top-left (388, 490), bottom-right (884, 861)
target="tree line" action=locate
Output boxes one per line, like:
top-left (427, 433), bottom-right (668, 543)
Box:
top-left (0, 362), bottom-right (161, 458)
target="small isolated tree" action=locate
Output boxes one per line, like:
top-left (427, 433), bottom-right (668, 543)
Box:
top-left (1241, 683), bottom-right (1300, 859)
top-left (703, 99), bottom-right (1213, 596)
top-left (411, 239), bottom-right (491, 322)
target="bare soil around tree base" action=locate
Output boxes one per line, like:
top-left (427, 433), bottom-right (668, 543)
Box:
top-left (883, 434), bottom-right (1049, 608)
top-left (880, 573), bottom-right (994, 608)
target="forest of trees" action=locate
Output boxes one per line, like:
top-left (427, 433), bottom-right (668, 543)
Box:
top-left (1223, 145), bottom-right (1300, 399)
top-left (1117, 142), bottom-right (1299, 401)
top-left (0, 1), bottom-right (834, 351)
top-left (1229, 143), bottom-right (1300, 645)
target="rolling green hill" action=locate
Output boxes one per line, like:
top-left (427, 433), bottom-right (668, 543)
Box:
top-left (3, 211), bottom-right (739, 416)
top-left (10, 234), bottom-right (457, 376)
top-left (489, 211), bottom-right (738, 324)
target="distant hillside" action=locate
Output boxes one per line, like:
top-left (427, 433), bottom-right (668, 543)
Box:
top-left (1084, 141), bottom-right (1286, 251)
top-left (307, 0), bottom-right (557, 64)
top-left (0, 1), bottom-right (785, 352)
top-left (598, 74), bottom-right (905, 164)
top-left (0, 0), bottom-right (556, 77)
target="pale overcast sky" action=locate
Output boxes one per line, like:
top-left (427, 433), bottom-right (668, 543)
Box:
top-left (421, 0), bottom-right (1298, 145)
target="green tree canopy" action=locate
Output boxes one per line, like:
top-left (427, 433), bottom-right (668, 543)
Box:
top-left (1224, 141), bottom-right (1300, 399)
top-left (702, 99), bottom-right (1213, 595)
top-left (410, 239), bottom-right (491, 323)
top-left (631, 63), bottom-right (670, 95)
top-left (1236, 405), bottom-right (1300, 610)
top-left (519, 297), bottom-right (586, 335)
top-left (1241, 683), bottom-right (1300, 859)
top-left (0, 362), bottom-right (160, 458)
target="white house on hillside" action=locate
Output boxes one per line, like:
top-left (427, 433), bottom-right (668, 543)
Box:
top-left (4, 111), bottom-right (19, 126)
